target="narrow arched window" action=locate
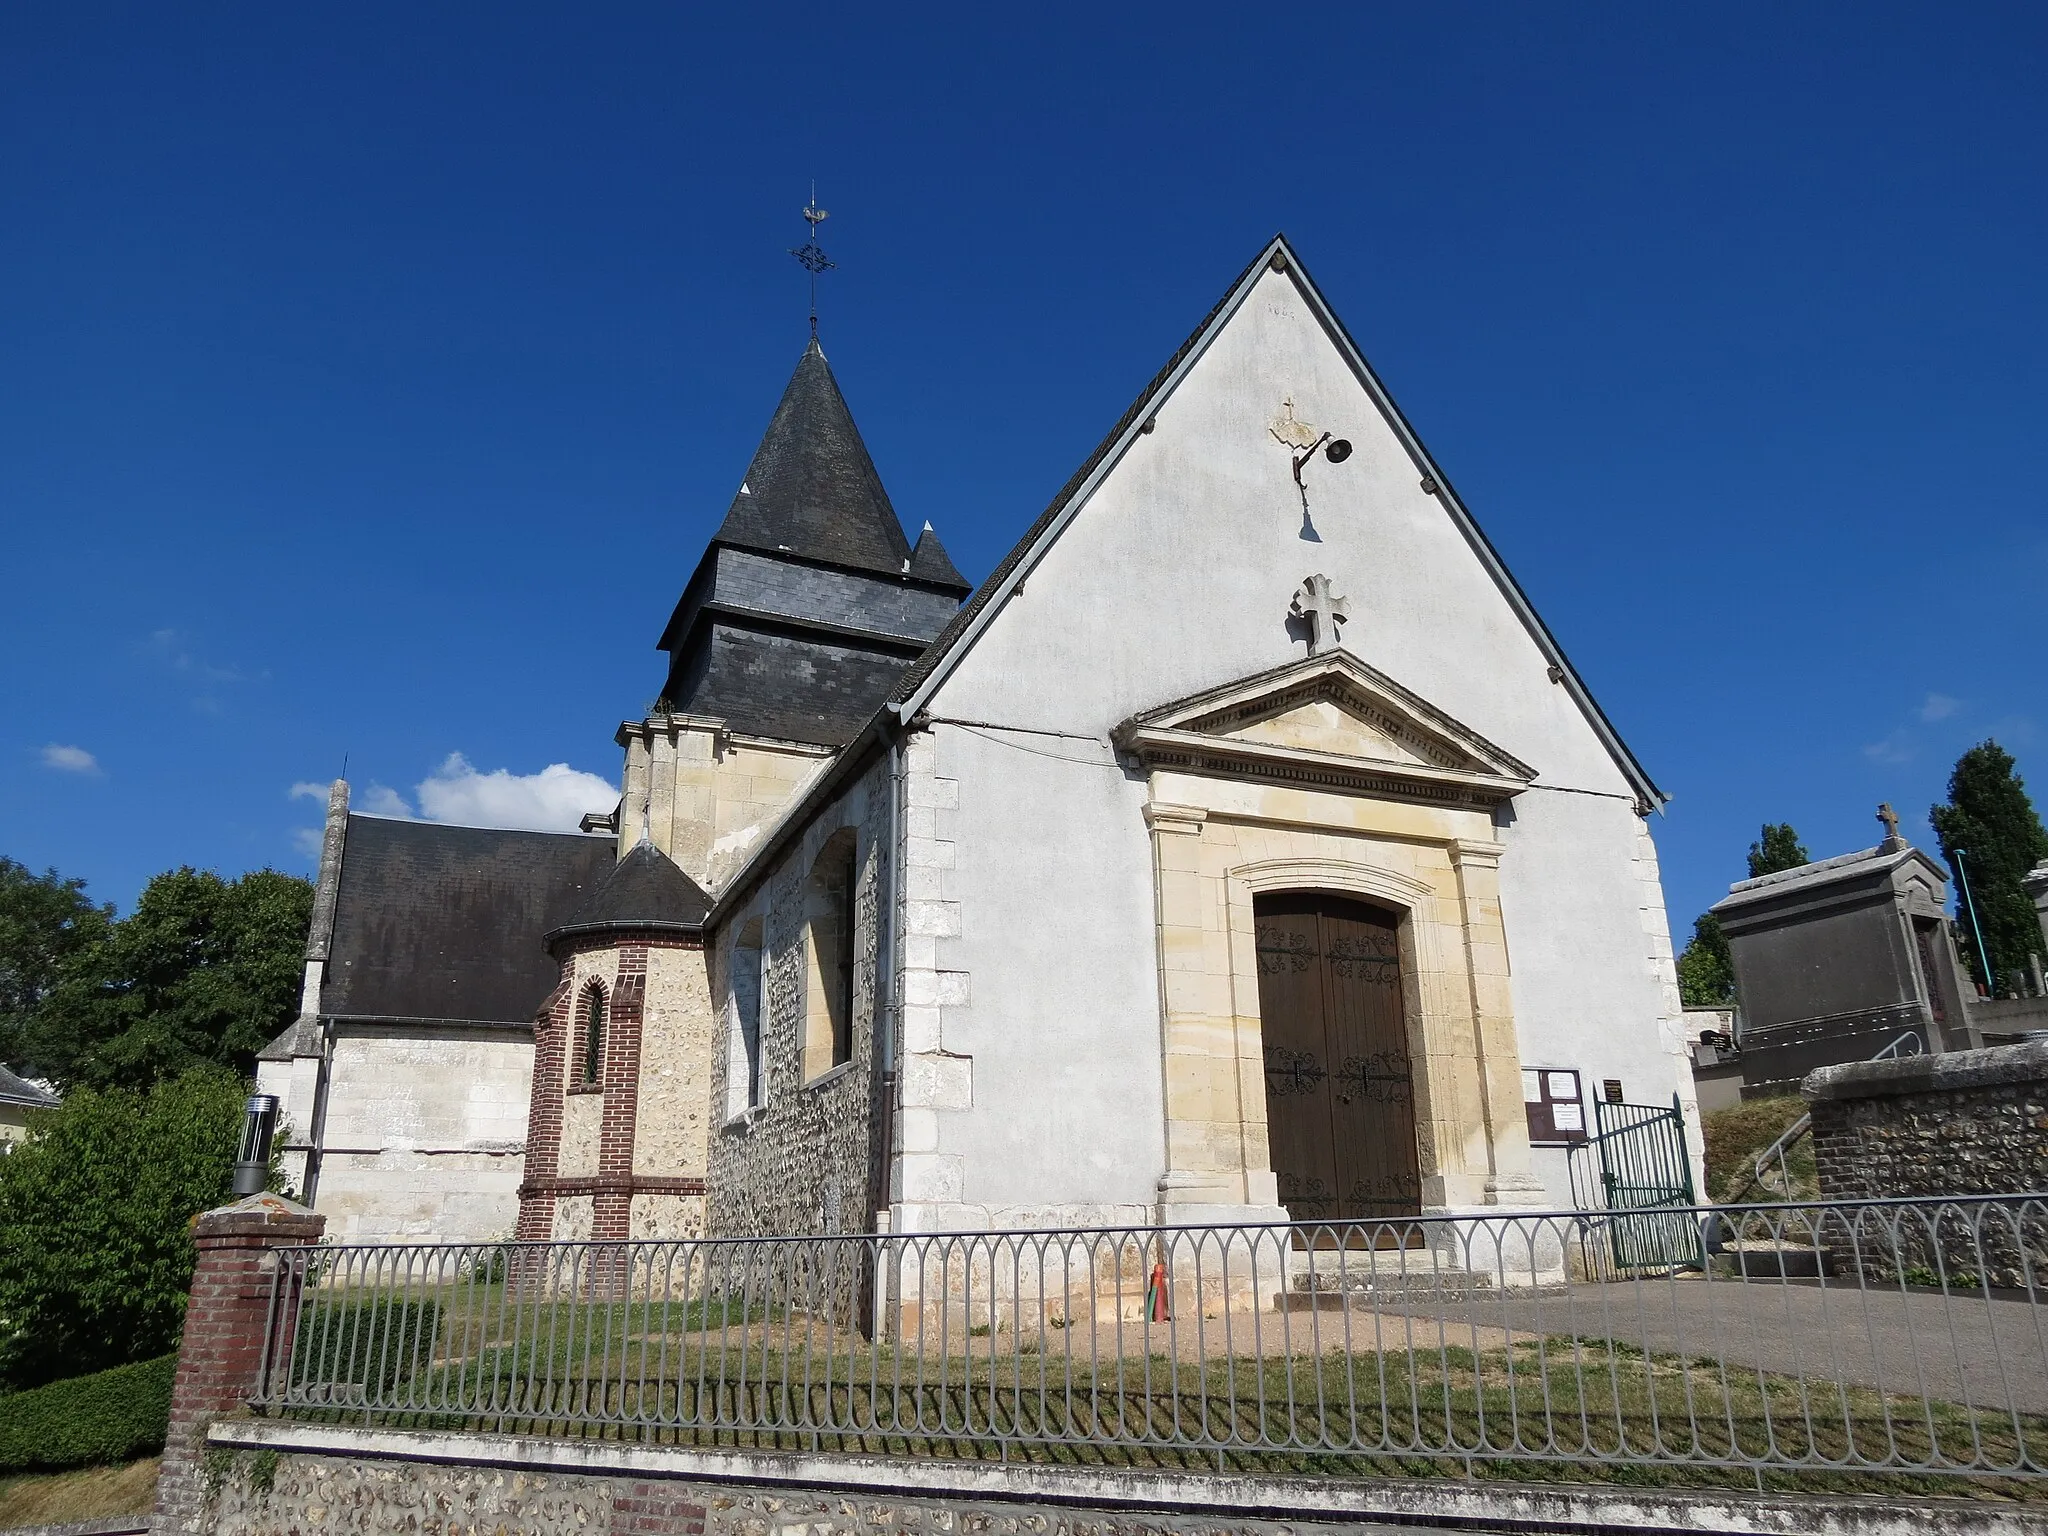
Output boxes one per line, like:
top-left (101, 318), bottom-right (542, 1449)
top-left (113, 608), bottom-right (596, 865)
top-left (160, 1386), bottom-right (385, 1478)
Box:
top-left (579, 984), bottom-right (607, 1087)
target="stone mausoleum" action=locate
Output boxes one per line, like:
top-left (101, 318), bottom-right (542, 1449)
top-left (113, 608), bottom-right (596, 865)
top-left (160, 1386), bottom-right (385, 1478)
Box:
top-left (1710, 806), bottom-right (1978, 1097)
top-left (262, 235), bottom-right (1703, 1246)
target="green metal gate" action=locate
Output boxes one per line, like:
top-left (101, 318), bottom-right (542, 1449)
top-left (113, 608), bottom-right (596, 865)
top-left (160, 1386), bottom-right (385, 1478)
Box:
top-left (1568, 1093), bottom-right (1703, 1272)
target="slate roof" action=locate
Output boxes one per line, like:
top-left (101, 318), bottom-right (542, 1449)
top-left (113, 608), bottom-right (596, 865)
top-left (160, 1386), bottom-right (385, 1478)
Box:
top-left (714, 339), bottom-right (937, 583)
top-left (0, 1063), bottom-right (58, 1111)
top-left (547, 838), bottom-right (710, 948)
top-left (323, 815), bottom-right (616, 1024)
top-left (908, 523), bottom-right (967, 588)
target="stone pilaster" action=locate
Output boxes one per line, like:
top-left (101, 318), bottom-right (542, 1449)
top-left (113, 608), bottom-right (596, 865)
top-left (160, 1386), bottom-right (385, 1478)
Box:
top-left (891, 731), bottom-right (970, 1229)
top-left (1450, 839), bottom-right (1543, 1207)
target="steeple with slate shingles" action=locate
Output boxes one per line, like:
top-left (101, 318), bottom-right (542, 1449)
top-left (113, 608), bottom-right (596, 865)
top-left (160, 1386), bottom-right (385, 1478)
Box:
top-left (654, 341), bottom-right (970, 748)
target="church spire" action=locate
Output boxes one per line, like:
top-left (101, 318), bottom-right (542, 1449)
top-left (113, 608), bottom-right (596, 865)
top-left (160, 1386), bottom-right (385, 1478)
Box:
top-left (711, 342), bottom-right (925, 581)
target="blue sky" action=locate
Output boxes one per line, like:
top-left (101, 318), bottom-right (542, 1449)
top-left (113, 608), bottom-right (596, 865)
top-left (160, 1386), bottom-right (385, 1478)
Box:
top-left (2, 5), bottom-right (2043, 938)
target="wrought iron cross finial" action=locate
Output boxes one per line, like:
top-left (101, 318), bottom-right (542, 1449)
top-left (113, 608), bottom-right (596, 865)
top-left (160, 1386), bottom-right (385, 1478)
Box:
top-left (789, 184), bottom-right (834, 336)
top-left (1291, 574), bottom-right (1351, 656)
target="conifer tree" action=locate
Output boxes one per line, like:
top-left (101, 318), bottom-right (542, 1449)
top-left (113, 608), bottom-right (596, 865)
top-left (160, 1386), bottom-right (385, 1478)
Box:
top-left (1747, 823), bottom-right (1811, 879)
top-left (1930, 741), bottom-right (2048, 996)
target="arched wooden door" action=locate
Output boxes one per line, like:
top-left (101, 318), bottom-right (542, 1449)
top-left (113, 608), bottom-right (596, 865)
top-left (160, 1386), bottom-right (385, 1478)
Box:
top-left (1254, 891), bottom-right (1422, 1224)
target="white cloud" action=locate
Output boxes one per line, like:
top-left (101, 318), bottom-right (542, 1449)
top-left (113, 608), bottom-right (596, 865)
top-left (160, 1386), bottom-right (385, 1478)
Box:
top-left (144, 627), bottom-right (250, 685)
top-left (356, 784), bottom-right (414, 818)
top-left (289, 781), bottom-right (331, 802)
top-left (1919, 693), bottom-right (1962, 723)
top-left (415, 754), bottom-right (616, 830)
top-left (290, 827), bottom-right (325, 860)
top-left (344, 754), bottom-right (617, 833)
top-left (1863, 731), bottom-right (1914, 765)
top-left (39, 744), bottom-right (102, 775)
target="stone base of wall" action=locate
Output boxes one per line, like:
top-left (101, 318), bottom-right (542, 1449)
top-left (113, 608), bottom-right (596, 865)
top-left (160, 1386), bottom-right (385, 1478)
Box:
top-left (195, 1422), bottom-right (2037, 1536)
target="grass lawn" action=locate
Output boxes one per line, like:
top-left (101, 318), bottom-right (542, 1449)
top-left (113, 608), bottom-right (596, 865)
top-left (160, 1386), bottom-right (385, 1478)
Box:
top-left (0, 1456), bottom-right (157, 1528)
top-left (276, 1282), bottom-right (2048, 1503)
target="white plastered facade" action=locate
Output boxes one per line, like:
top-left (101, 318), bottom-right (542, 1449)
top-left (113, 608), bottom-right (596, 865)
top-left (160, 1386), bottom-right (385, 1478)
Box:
top-left (878, 252), bottom-right (1700, 1232)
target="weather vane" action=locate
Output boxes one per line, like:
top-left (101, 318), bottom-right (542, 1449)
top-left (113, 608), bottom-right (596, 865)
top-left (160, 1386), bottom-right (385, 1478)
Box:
top-left (789, 184), bottom-right (834, 336)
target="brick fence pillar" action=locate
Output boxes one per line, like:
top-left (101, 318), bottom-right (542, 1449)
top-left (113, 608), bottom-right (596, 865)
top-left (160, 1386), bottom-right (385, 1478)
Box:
top-left (151, 1193), bottom-right (325, 1536)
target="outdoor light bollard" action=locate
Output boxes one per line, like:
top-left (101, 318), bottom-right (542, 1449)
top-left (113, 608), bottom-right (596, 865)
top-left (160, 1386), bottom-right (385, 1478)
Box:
top-left (231, 1092), bottom-right (280, 1197)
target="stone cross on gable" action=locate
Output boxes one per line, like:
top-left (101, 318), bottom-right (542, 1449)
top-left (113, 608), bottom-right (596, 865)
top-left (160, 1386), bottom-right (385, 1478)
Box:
top-left (1877, 802), bottom-right (1903, 845)
top-left (1291, 574), bottom-right (1350, 655)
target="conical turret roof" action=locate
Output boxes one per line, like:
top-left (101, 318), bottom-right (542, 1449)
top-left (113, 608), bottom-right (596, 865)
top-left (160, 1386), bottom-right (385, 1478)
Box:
top-left (714, 339), bottom-right (915, 580)
top-left (907, 522), bottom-right (966, 588)
top-left (546, 839), bottom-right (710, 949)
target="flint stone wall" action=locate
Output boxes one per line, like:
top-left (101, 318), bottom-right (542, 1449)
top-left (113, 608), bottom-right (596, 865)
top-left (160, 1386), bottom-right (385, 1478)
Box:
top-left (1802, 1039), bottom-right (2048, 1288)
top-left (1804, 1039), bottom-right (2048, 1201)
top-left (706, 754), bottom-right (890, 1254)
top-left (189, 1426), bottom-right (2041, 1536)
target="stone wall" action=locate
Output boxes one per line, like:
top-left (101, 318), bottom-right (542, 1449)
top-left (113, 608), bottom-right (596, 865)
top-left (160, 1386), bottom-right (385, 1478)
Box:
top-left (190, 1424), bottom-right (2037, 1536)
top-left (301, 1026), bottom-right (532, 1244)
top-left (707, 754), bottom-right (890, 1250)
top-left (1804, 1040), bottom-right (2048, 1289)
top-left (1805, 1039), bottom-right (2048, 1201)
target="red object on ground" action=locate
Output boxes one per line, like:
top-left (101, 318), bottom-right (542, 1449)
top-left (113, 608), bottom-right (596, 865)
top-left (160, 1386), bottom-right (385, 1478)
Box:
top-left (1148, 1259), bottom-right (1171, 1322)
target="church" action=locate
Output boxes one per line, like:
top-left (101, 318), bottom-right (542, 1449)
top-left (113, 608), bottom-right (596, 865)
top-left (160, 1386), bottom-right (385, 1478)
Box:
top-left (261, 235), bottom-right (1701, 1248)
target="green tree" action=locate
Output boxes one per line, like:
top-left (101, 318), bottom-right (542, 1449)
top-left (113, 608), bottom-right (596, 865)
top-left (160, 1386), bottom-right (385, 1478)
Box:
top-left (0, 860), bottom-right (113, 1074)
top-left (0, 1067), bottom-right (252, 1390)
top-left (1930, 741), bottom-right (2048, 996)
top-left (1747, 823), bottom-right (1811, 879)
top-left (1676, 913), bottom-right (1735, 1006)
top-left (27, 868), bottom-right (312, 1089)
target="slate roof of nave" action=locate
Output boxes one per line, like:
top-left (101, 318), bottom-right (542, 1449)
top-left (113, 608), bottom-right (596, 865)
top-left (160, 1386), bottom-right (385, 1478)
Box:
top-left (712, 338), bottom-right (964, 588)
top-left (322, 815), bottom-right (616, 1025)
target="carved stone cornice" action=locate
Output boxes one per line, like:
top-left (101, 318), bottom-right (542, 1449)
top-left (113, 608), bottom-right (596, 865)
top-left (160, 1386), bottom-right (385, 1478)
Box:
top-left (1114, 652), bottom-right (1535, 812)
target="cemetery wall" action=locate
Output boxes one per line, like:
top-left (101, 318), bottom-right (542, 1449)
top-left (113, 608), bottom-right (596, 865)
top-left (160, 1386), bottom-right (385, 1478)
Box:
top-left (1804, 1038), bottom-right (2048, 1200)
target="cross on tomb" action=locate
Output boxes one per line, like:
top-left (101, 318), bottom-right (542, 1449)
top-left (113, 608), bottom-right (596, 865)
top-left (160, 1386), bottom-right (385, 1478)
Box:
top-left (1877, 802), bottom-right (1902, 844)
top-left (1291, 574), bottom-right (1351, 655)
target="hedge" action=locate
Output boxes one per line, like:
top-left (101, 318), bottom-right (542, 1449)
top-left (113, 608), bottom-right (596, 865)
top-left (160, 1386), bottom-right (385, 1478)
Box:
top-left (288, 1299), bottom-right (441, 1399)
top-left (0, 1352), bottom-right (177, 1473)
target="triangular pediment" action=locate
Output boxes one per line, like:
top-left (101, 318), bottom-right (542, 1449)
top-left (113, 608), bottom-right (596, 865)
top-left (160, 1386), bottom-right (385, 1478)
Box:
top-left (1111, 651), bottom-right (1535, 808)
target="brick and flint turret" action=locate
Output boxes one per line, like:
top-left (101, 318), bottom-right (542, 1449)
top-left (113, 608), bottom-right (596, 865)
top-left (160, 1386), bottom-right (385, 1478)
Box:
top-left (516, 837), bottom-right (716, 1243)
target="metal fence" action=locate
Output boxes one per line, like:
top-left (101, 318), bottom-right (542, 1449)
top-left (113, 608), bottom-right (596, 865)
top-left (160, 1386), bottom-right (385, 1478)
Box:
top-left (251, 1196), bottom-right (2048, 1496)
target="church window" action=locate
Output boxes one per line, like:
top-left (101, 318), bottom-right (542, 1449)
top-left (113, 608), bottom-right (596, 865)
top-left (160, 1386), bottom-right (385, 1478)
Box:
top-left (726, 921), bottom-right (765, 1118)
top-left (802, 831), bottom-right (860, 1082)
top-left (579, 983), bottom-right (607, 1088)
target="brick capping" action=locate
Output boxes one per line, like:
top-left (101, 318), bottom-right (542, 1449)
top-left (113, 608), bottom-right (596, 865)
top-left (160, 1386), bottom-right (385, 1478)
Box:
top-left (520, 1173), bottom-right (706, 1198)
top-left (552, 929), bottom-right (704, 960)
top-left (149, 1194), bottom-right (326, 1536)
